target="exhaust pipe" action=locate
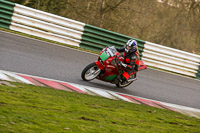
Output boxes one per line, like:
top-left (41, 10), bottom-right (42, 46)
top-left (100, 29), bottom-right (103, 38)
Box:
top-left (128, 78), bottom-right (137, 82)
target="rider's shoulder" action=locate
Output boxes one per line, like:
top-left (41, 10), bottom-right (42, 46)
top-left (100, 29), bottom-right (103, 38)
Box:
top-left (130, 53), bottom-right (137, 60)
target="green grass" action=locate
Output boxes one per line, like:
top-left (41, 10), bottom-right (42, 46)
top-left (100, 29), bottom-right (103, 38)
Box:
top-left (0, 82), bottom-right (200, 133)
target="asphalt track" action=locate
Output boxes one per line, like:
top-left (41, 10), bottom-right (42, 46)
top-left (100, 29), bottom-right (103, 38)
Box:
top-left (0, 30), bottom-right (200, 109)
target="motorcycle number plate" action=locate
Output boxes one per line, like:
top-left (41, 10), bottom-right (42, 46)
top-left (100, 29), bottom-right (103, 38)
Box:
top-left (100, 51), bottom-right (109, 61)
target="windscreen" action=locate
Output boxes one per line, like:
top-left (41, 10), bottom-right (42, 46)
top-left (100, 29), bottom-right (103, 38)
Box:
top-left (106, 46), bottom-right (118, 57)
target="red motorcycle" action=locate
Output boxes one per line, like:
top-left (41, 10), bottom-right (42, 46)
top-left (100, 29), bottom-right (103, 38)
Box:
top-left (81, 46), bottom-right (139, 88)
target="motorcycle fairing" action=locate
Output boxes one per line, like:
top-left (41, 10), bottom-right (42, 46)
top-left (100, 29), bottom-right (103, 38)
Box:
top-left (100, 51), bottom-right (109, 61)
top-left (95, 61), bottom-right (104, 70)
top-left (105, 74), bottom-right (117, 81)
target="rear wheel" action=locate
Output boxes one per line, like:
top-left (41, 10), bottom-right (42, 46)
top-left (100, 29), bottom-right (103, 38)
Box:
top-left (116, 74), bottom-right (136, 88)
top-left (116, 81), bottom-right (133, 88)
top-left (81, 62), bottom-right (101, 81)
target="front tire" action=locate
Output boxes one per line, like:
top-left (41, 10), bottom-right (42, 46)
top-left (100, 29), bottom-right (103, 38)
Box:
top-left (81, 62), bottom-right (101, 81)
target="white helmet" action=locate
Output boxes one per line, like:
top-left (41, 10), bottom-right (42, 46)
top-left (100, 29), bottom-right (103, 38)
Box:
top-left (125, 39), bottom-right (137, 53)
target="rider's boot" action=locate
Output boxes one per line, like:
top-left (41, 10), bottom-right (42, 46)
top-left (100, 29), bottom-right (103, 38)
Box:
top-left (121, 76), bottom-right (128, 85)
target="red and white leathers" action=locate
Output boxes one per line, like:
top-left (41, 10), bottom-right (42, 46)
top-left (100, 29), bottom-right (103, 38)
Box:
top-left (116, 47), bottom-right (140, 81)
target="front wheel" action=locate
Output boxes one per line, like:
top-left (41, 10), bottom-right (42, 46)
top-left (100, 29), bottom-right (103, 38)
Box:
top-left (81, 62), bottom-right (101, 81)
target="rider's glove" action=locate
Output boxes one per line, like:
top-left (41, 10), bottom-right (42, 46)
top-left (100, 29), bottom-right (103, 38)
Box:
top-left (120, 62), bottom-right (127, 68)
top-left (122, 63), bottom-right (127, 68)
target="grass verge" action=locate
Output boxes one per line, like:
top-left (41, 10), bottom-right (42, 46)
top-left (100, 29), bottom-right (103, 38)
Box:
top-left (0, 82), bottom-right (200, 133)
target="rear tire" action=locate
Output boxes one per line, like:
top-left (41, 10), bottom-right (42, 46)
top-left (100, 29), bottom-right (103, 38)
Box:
top-left (116, 74), bottom-right (136, 88)
top-left (116, 81), bottom-right (133, 88)
top-left (81, 62), bottom-right (101, 81)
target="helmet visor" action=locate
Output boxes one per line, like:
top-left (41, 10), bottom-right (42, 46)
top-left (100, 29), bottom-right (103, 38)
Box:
top-left (126, 45), bottom-right (133, 50)
top-left (126, 45), bottom-right (137, 53)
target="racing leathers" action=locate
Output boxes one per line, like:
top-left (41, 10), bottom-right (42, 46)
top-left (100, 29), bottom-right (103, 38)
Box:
top-left (116, 47), bottom-right (140, 81)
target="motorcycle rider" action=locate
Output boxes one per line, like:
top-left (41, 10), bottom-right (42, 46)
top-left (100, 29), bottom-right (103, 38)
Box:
top-left (116, 39), bottom-right (140, 84)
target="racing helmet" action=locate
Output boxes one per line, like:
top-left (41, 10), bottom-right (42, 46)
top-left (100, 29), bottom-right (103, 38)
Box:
top-left (125, 39), bottom-right (137, 53)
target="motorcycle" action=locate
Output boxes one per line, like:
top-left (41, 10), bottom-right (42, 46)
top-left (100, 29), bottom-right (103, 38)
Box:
top-left (81, 46), bottom-right (138, 88)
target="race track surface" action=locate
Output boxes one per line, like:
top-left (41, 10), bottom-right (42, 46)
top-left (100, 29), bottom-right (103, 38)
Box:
top-left (0, 30), bottom-right (200, 109)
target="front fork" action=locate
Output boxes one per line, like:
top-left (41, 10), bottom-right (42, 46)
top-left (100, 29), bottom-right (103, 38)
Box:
top-left (95, 60), bottom-right (104, 70)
